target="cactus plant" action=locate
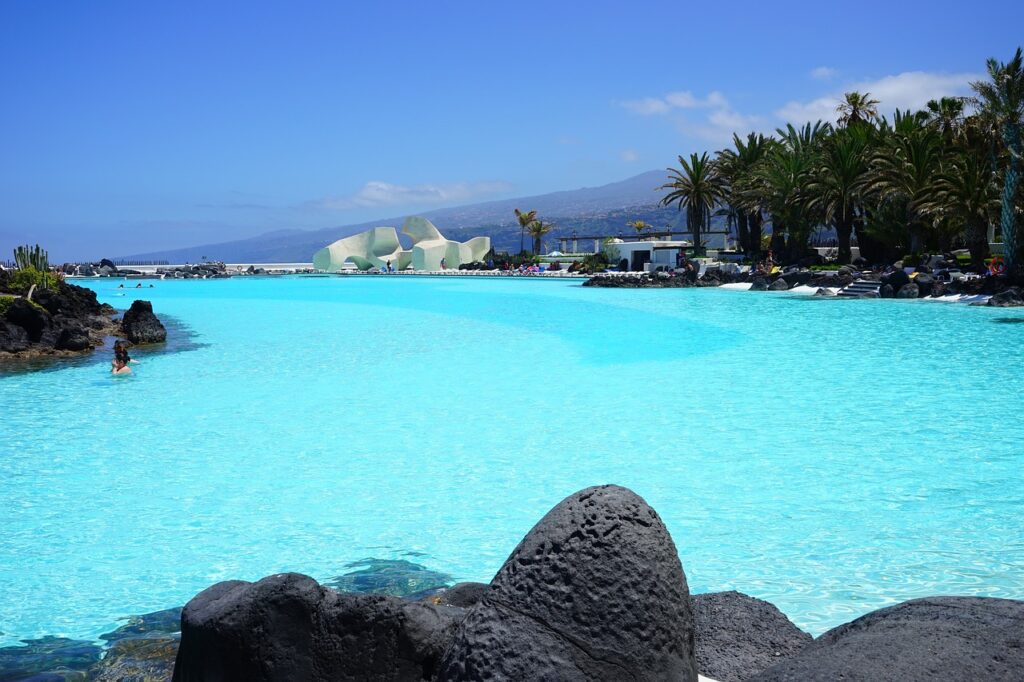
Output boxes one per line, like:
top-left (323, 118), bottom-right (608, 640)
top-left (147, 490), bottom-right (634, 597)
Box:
top-left (13, 244), bottom-right (49, 272)
top-left (12, 244), bottom-right (53, 291)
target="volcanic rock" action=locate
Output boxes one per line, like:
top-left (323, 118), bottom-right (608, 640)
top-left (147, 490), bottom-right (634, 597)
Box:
top-left (437, 485), bottom-right (698, 681)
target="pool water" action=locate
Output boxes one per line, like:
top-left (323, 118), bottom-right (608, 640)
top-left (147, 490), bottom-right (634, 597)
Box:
top-left (1, 275), bottom-right (1023, 644)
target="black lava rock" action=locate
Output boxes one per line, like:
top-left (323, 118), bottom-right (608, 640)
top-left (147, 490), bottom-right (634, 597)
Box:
top-left (914, 273), bottom-right (934, 296)
top-left (55, 323), bottom-right (91, 351)
top-left (4, 297), bottom-right (52, 342)
top-left (896, 283), bottom-right (919, 299)
top-left (32, 283), bottom-right (102, 319)
top-left (883, 269), bottom-right (910, 290)
top-left (988, 287), bottom-right (1024, 307)
top-left (768, 278), bottom-right (790, 291)
top-left (437, 485), bottom-right (698, 681)
top-left (781, 270), bottom-right (813, 287)
top-left (750, 277), bottom-right (769, 291)
top-left (172, 572), bottom-right (464, 682)
top-left (121, 300), bottom-right (167, 344)
top-left (419, 582), bottom-right (489, 609)
top-left (692, 591), bottom-right (811, 682)
top-left (879, 283), bottom-right (894, 298)
top-left (0, 320), bottom-right (30, 352)
top-left (813, 287), bottom-right (836, 297)
top-left (751, 597), bottom-right (1024, 681)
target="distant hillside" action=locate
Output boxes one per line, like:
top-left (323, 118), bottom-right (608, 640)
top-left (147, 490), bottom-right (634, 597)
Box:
top-left (119, 170), bottom-right (718, 262)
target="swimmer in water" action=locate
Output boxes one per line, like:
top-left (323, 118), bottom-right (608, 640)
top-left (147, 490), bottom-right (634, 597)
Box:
top-left (117, 283), bottom-right (124, 288)
top-left (111, 341), bottom-right (138, 369)
top-left (111, 356), bottom-right (132, 375)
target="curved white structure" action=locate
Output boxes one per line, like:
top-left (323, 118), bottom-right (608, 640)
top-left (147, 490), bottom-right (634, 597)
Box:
top-left (313, 217), bottom-right (491, 272)
top-left (312, 227), bottom-right (405, 272)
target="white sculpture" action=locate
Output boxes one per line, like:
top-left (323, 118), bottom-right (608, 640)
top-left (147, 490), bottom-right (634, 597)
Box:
top-left (312, 227), bottom-right (405, 272)
top-left (313, 217), bottom-right (490, 272)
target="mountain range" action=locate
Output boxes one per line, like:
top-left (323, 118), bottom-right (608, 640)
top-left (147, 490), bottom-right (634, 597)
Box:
top-left (120, 170), bottom-right (703, 263)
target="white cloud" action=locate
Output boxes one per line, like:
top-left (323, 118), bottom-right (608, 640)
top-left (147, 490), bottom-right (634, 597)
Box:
top-left (620, 149), bottom-right (640, 162)
top-left (620, 96), bottom-right (672, 115)
top-left (618, 90), bottom-right (728, 116)
top-left (620, 89), bottom-right (766, 144)
top-left (318, 180), bottom-right (513, 210)
top-left (777, 71), bottom-right (981, 124)
top-left (810, 66), bottom-right (837, 80)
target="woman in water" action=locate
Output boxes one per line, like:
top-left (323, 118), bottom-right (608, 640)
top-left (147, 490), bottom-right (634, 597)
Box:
top-left (111, 341), bottom-right (138, 370)
top-left (111, 355), bottom-right (132, 375)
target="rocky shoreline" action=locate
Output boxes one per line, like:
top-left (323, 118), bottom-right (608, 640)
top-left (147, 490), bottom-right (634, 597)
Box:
top-left (166, 486), bottom-right (1024, 681)
top-left (2, 485), bottom-right (1021, 680)
top-left (0, 270), bottom-right (167, 365)
top-left (583, 265), bottom-right (1024, 306)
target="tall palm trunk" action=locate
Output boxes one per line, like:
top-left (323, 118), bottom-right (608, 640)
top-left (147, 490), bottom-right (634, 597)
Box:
top-left (968, 218), bottom-right (992, 268)
top-left (1000, 123), bottom-right (1021, 270)
top-left (533, 235), bottom-right (542, 255)
top-left (688, 205), bottom-right (703, 251)
top-left (736, 212), bottom-right (749, 255)
top-left (748, 211), bottom-right (763, 259)
top-left (835, 209), bottom-right (853, 265)
top-left (769, 224), bottom-right (786, 255)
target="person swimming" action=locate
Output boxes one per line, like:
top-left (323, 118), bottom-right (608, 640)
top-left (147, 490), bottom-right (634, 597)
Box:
top-left (111, 355), bottom-right (132, 375)
top-left (111, 341), bottom-right (137, 369)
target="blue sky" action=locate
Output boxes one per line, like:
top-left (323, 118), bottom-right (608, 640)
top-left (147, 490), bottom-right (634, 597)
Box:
top-left (2, 1), bottom-right (1022, 261)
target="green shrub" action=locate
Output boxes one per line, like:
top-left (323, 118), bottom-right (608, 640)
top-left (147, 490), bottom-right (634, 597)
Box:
top-left (8, 267), bottom-right (59, 293)
top-left (0, 295), bottom-right (14, 316)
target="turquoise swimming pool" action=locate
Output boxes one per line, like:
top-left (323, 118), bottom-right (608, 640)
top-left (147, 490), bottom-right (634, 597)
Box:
top-left (1, 275), bottom-right (1023, 645)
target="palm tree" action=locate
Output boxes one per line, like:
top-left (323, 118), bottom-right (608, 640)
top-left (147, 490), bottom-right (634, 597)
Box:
top-left (864, 110), bottom-right (944, 254)
top-left (925, 97), bottom-right (967, 141)
top-left (659, 152), bottom-right (727, 253)
top-left (514, 208), bottom-right (537, 254)
top-left (527, 220), bottom-right (553, 255)
top-left (806, 126), bottom-right (871, 263)
top-left (837, 92), bottom-right (880, 128)
top-left (972, 47), bottom-right (1024, 271)
top-left (716, 132), bottom-right (770, 258)
top-left (746, 122), bottom-right (829, 259)
top-left (627, 220), bottom-right (651, 238)
top-left (922, 149), bottom-right (998, 266)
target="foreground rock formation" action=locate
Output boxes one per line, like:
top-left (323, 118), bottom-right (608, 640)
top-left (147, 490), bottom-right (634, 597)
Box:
top-left (692, 592), bottom-right (811, 682)
top-left (437, 485), bottom-right (697, 681)
top-left (751, 597), bottom-right (1024, 681)
top-left (172, 574), bottom-right (462, 681)
top-left (167, 485), bottom-right (1024, 681)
